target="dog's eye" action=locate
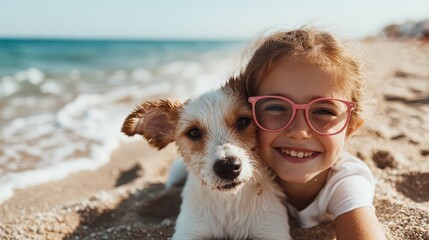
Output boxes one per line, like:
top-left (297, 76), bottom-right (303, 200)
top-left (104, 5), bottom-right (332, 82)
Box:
top-left (186, 127), bottom-right (202, 140)
top-left (236, 117), bottom-right (251, 131)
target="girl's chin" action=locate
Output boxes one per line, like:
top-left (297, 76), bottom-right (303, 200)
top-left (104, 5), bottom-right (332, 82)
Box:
top-left (276, 172), bottom-right (316, 184)
top-left (276, 167), bottom-right (331, 185)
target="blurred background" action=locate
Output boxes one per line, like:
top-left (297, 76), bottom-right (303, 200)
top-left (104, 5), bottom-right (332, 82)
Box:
top-left (1, 0), bottom-right (428, 203)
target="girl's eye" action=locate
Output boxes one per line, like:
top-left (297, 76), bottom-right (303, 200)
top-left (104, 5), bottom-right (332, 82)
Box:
top-left (236, 117), bottom-right (251, 130)
top-left (186, 128), bottom-right (202, 140)
top-left (265, 105), bottom-right (287, 112)
top-left (312, 108), bottom-right (337, 116)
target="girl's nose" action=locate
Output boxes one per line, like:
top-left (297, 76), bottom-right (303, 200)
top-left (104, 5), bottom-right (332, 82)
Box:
top-left (283, 111), bottom-right (311, 139)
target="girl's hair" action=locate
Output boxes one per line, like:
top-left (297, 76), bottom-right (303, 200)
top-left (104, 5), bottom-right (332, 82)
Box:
top-left (241, 27), bottom-right (365, 126)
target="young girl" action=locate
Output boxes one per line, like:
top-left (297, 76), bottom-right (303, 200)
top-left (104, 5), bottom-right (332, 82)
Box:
top-left (242, 28), bottom-right (386, 239)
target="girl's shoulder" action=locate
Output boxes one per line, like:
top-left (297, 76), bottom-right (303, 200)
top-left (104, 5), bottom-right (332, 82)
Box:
top-left (330, 151), bottom-right (373, 179)
top-left (327, 151), bottom-right (375, 193)
top-left (324, 151), bottom-right (376, 219)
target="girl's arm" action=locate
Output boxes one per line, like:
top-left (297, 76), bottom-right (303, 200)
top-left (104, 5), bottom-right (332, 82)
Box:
top-left (335, 206), bottom-right (386, 240)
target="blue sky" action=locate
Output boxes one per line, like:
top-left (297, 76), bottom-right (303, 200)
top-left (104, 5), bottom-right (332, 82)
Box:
top-left (1, 0), bottom-right (428, 40)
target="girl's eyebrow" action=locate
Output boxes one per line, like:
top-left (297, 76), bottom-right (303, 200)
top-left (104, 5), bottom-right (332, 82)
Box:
top-left (264, 93), bottom-right (289, 97)
top-left (263, 93), bottom-right (328, 101)
top-left (262, 93), bottom-right (294, 100)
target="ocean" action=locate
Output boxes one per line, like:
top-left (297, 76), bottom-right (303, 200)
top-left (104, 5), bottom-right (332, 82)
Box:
top-left (0, 38), bottom-right (245, 203)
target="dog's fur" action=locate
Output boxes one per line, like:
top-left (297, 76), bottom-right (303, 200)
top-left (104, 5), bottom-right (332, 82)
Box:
top-left (122, 77), bottom-right (291, 240)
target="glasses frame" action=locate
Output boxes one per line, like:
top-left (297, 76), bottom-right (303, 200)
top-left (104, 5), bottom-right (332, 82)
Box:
top-left (248, 96), bottom-right (356, 136)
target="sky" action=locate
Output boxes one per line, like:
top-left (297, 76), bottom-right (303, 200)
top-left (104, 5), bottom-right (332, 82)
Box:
top-left (1, 0), bottom-right (428, 40)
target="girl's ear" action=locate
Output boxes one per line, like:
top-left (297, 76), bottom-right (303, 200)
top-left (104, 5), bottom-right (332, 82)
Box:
top-left (346, 118), bottom-right (364, 140)
top-left (121, 99), bottom-right (183, 150)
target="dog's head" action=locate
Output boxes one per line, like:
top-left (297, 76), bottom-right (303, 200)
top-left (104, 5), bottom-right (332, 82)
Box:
top-left (122, 76), bottom-right (259, 194)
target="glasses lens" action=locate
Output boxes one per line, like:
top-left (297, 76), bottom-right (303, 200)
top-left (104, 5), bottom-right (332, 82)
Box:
top-left (308, 99), bottom-right (350, 134)
top-left (254, 97), bottom-right (293, 130)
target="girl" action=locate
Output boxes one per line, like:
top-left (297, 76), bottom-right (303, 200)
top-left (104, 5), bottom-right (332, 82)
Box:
top-left (242, 28), bottom-right (386, 239)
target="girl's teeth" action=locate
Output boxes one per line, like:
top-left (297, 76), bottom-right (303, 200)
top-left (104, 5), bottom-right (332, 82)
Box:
top-left (280, 148), bottom-right (315, 158)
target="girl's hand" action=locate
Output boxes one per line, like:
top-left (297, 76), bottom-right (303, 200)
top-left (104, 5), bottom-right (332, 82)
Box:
top-left (335, 207), bottom-right (386, 240)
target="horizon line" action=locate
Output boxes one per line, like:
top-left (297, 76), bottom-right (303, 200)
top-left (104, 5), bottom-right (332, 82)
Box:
top-left (0, 35), bottom-right (247, 42)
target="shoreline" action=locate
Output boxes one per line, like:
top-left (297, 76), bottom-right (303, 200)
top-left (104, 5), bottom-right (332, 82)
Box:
top-left (0, 140), bottom-right (180, 239)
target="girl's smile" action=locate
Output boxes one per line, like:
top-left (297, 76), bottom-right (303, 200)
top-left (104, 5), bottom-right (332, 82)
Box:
top-left (274, 147), bottom-right (322, 164)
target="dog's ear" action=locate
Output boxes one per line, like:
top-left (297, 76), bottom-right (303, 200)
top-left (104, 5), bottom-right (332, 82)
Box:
top-left (122, 99), bottom-right (183, 150)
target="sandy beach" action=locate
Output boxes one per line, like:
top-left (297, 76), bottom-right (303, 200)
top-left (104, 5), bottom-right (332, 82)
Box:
top-left (1, 40), bottom-right (428, 239)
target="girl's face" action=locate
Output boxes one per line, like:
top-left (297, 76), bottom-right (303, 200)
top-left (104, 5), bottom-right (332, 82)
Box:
top-left (256, 60), bottom-right (356, 183)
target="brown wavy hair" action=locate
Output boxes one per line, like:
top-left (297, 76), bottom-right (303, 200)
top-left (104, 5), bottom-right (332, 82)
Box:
top-left (241, 27), bottom-right (365, 127)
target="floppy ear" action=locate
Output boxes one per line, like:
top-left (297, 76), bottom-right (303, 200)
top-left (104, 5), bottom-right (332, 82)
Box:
top-left (121, 99), bottom-right (183, 150)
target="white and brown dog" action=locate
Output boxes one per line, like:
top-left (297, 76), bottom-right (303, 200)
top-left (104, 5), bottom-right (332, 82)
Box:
top-left (122, 77), bottom-right (291, 240)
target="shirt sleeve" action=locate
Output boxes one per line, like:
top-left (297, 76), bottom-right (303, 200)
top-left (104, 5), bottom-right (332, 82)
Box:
top-left (327, 174), bottom-right (375, 218)
top-left (327, 156), bottom-right (375, 218)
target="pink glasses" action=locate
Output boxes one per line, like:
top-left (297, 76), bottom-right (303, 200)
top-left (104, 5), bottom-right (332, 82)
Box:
top-left (248, 96), bottom-right (356, 135)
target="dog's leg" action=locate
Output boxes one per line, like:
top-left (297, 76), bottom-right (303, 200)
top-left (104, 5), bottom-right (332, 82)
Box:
top-left (165, 157), bottom-right (187, 189)
top-left (250, 180), bottom-right (292, 240)
top-left (172, 177), bottom-right (214, 240)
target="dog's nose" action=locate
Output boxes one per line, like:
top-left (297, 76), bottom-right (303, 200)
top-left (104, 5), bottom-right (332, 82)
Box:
top-left (213, 156), bottom-right (241, 180)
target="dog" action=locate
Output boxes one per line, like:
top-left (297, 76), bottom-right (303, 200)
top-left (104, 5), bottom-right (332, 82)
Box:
top-left (122, 76), bottom-right (291, 240)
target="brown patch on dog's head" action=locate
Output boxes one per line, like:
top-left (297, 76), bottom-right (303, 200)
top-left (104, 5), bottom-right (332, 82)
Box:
top-left (222, 75), bottom-right (248, 100)
top-left (122, 99), bottom-right (183, 150)
top-left (224, 107), bottom-right (257, 152)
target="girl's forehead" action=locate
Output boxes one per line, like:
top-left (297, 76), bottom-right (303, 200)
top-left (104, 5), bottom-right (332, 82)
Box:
top-left (270, 59), bottom-right (331, 77)
top-left (258, 60), bottom-right (349, 101)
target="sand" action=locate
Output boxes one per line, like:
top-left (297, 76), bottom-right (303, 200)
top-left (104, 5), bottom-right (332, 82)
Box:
top-left (1, 40), bottom-right (428, 240)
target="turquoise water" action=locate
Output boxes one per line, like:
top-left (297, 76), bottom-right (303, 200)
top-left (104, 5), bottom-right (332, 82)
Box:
top-left (0, 38), bottom-right (243, 76)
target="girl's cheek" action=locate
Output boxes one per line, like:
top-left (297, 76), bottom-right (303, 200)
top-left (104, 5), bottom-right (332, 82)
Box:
top-left (324, 134), bottom-right (347, 156)
top-left (257, 131), bottom-right (271, 151)
top-left (257, 130), bottom-right (273, 145)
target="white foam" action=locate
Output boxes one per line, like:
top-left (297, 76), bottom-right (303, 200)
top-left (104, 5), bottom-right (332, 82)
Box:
top-left (13, 68), bottom-right (45, 85)
top-left (40, 80), bottom-right (64, 95)
top-left (26, 68), bottom-right (45, 85)
top-left (0, 97), bottom-right (124, 203)
top-left (131, 68), bottom-right (152, 82)
top-left (0, 68), bottom-right (47, 97)
top-left (1, 113), bottom-right (54, 139)
top-left (0, 76), bottom-right (19, 96)
top-left (0, 116), bottom-right (121, 204)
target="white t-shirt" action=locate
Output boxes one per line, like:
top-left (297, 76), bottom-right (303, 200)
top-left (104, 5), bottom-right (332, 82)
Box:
top-left (286, 151), bottom-right (376, 228)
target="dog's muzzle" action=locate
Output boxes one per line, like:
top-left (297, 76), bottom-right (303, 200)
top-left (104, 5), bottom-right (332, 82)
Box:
top-left (213, 156), bottom-right (242, 180)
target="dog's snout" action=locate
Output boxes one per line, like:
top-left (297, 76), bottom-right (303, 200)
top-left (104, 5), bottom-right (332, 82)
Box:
top-left (213, 156), bottom-right (241, 180)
